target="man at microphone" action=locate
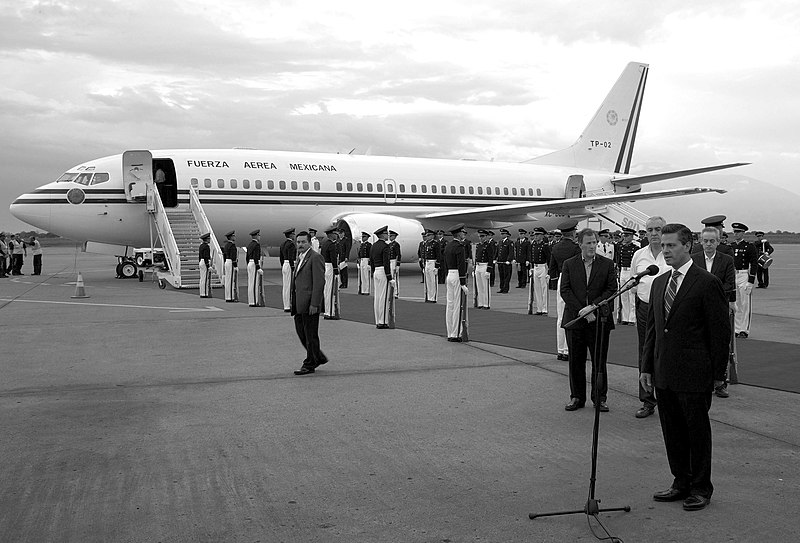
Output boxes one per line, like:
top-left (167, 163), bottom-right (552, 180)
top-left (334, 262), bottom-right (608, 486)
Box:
top-left (630, 216), bottom-right (669, 419)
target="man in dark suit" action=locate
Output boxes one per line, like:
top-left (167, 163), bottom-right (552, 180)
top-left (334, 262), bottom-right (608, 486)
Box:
top-left (560, 228), bottom-right (617, 412)
top-left (641, 223), bottom-right (730, 512)
top-left (692, 226), bottom-right (737, 399)
top-left (290, 231), bottom-right (328, 375)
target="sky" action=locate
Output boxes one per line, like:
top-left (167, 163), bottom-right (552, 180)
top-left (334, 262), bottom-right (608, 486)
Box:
top-left (2, 0), bottom-right (800, 233)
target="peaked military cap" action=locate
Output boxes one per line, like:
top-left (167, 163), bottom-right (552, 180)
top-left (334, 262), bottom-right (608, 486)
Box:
top-left (557, 219), bottom-right (579, 233)
top-left (621, 227), bottom-right (635, 235)
top-left (374, 225), bottom-right (389, 236)
top-left (250, 229), bottom-right (260, 236)
top-left (478, 229), bottom-right (488, 235)
top-left (389, 230), bottom-right (398, 236)
top-left (200, 233), bottom-right (210, 241)
top-left (425, 228), bottom-right (435, 235)
top-left (500, 228), bottom-right (510, 235)
top-left (755, 231), bottom-right (764, 236)
top-left (552, 229), bottom-right (562, 235)
top-left (449, 223), bottom-right (467, 235)
top-left (533, 227), bottom-right (546, 235)
top-left (324, 226), bottom-right (338, 234)
top-left (361, 231), bottom-right (371, 238)
top-left (436, 229), bottom-right (446, 234)
top-left (518, 228), bottom-right (527, 234)
top-left (307, 227), bottom-right (317, 233)
top-left (701, 215), bottom-right (726, 227)
top-left (283, 227), bottom-right (295, 235)
top-left (598, 228), bottom-right (610, 235)
top-left (731, 222), bottom-right (748, 232)
top-left (486, 230), bottom-right (495, 236)
top-left (224, 230), bottom-right (235, 238)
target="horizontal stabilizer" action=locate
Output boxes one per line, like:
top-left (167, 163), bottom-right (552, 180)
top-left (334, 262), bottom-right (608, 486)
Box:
top-left (417, 187), bottom-right (726, 222)
top-left (612, 163), bottom-right (749, 188)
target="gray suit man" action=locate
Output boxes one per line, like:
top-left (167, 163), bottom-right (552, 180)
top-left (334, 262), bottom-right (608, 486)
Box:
top-left (291, 231), bottom-right (328, 375)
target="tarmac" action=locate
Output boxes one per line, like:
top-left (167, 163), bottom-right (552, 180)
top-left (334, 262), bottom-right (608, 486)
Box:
top-left (1, 246), bottom-right (799, 542)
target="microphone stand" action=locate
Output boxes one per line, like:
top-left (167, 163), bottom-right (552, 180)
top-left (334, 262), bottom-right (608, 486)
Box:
top-left (529, 275), bottom-right (646, 528)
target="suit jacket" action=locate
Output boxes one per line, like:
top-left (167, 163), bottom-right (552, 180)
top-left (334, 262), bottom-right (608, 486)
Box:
top-left (290, 249), bottom-right (325, 315)
top-left (691, 251), bottom-right (736, 302)
top-left (642, 262), bottom-right (730, 392)
top-left (560, 254), bottom-right (617, 330)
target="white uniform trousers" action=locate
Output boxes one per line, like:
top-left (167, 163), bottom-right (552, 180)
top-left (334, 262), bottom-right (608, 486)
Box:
top-left (199, 260), bottom-right (211, 298)
top-left (475, 262), bottom-right (489, 308)
top-left (373, 268), bottom-right (389, 325)
top-left (359, 258), bottom-right (371, 295)
top-left (532, 263), bottom-right (548, 313)
top-left (734, 270), bottom-right (753, 334)
top-left (247, 260), bottom-right (260, 306)
top-left (445, 270), bottom-right (462, 338)
top-left (556, 274), bottom-right (568, 355)
top-left (619, 267), bottom-right (636, 322)
top-left (424, 260), bottom-right (438, 302)
top-left (323, 262), bottom-right (335, 317)
top-left (281, 261), bottom-right (292, 310)
top-left (390, 259), bottom-right (399, 297)
top-left (224, 259), bottom-right (235, 301)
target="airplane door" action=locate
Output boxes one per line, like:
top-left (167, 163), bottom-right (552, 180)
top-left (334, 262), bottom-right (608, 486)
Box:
top-left (123, 150), bottom-right (153, 204)
top-left (384, 178), bottom-right (397, 204)
top-left (153, 158), bottom-right (178, 207)
top-left (564, 175), bottom-right (586, 199)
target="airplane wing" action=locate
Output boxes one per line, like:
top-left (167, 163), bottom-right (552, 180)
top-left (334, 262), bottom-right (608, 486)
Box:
top-left (417, 187), bottom-right (726, 222)
top-left (611, 163), bottom-right (749, 188)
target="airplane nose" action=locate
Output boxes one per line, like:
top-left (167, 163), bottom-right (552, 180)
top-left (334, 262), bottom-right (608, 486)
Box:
top-left (9, 190), bottom-right (51, 232)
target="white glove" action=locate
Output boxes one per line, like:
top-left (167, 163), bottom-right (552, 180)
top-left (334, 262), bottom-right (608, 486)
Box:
top-left (461, 285), bottom-right (469, 294)
top-left (744, 283), bottom-right (753, 295)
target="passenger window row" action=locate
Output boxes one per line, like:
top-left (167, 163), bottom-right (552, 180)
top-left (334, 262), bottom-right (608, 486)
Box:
top-left (196, 178), bottom-right (322, 191)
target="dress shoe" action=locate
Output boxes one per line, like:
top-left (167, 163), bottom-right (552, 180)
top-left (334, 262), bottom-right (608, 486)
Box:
top-left (682, 495), bottom-right (710, 511)
top-left (653, 487), bottom-right (689, 502)
top-left (376, 324), bottom-right (389, 329)
top-left (714, 386), bottom-right (729, 398)
top-left (556, 353), bottom-right (565, 361)
top-left (734, 332), bottom-right (740, 338)
top-left (293, 366), bottom-right (315, 376)
top-left (596, 401), bottom-right (609, 412)
top-left (564, 399), bottom-right (584, 411)
top-left (739, 331), bottom-right (748, 338)
top-left (635, 405), bottom-right (656, 418)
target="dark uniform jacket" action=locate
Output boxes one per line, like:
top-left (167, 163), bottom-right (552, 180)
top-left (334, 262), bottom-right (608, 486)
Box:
top-left (320, 238), bottom-right (339, 275)
top-left (422, 239), bottom-right (440, 262)
top-left (691, 251), bottom-right (736, 302)
top-left (444, 239), bottom-right (467, 285)
top-left (474, 241), bottom-right (494, 264)
top-left (560, 254), bottom-right (617, 330)
top-left (731, 239), bottom-right (758, 282)
top-left (514, 237), bottom-right (530, 263)
top-left (615, 241), bottom-right (638, 269)
top-left (358, 241), bottom-right (372, 259)
top-left (529, 240), bottom-right (551, 265)
top-left (222, 240), bottom-right (237, 266)
top-left (199, 241), bottom-right (211, 266)
top-left (547, 238), bottom-right (580, 278)
top-left (755, 238), bottom-right (774, 255)
top-left (388, 240), bottom-right (401, 261)
top-left (642, 263), bottom-right (730, 391)
top-left (370, 239), bottom-right (392, 276)
top-left (246, 240), bottom-right (261, 269)
top-left (280, 238), bottom-right (297, 268)
top-left (497, 237), bottom-right (514, 263)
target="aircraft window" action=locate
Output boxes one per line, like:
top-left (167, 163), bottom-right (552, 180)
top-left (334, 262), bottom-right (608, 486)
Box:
top-left (366, 183), bottom-right (373, 192)
top-left (74, 173), bottom-right (93, 186)
top-left (421, 185), bottom-right (427, 194)
top-left (56, 172), bottom-right (79, 183)
top-left (267, 180), bottom-right (274, 189)
top-left (387, 183), bottom-right (394, 192)
top-left (303, 181), bottom-right (309, 191)
top-left (411, 185), bottom-right (417, 193)
top-left (399, 184), bottom-right (406, 193)
top-left (255, 180), bottom-right (262, 189)
top-left (204, 178), bottom-right (212, 188)
top-left (291, 181), bottom-right (298, 190)
top-left (537, 188), bottom-right (542, 196)
top-left (357, 183), bottom-right (363, 191)
top-left (377, 183), bottom-right (383, 192)
top-left (243, 179), bottom-right (250, 189)
top-left (90, 173), bottom-right (109, 185)
top-left (336, 182), bottom-right (342, 191)
top-left (521, 187), bottom-right (526, 196)
top-left (494, 187), bottom-right (500, 195)
top-left (477, 187), bottom-right (483, 195)
top-left (347, 182), bottom-right (353, 191)
top-left (314, 182), bottom-right (320, 191)
top-left (504, 187), bottom-right (509, 195)
top-left (459, 186), bottom-right (465, 194)
top-left (441, 185), bottom-right (446, 193)
top-left (279, 180), bottom-right (286, 190)
top-left (431, 185), bottom-right (437, 194)
top-left (231, 179), bottom-right (238, 189)
top-left (512, 188), bottom-right (517, 196)
top-left (450, 186), bottom-right (456, 194)
top-left (217, 178), bottom-right (225, 188)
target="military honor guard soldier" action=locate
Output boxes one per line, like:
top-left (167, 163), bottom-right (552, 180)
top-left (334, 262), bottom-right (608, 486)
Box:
top-left (496, 228), bottom-right (514, 293)
top-left (597, 229), bottom-right (615, 260)
top-left (320, 227), bottom-right (340, 320)
top-left (548, 220), bottom-right (581, 360)
top-left (730, 222), bottom-right (758, 338)
top-left (308, 227), bottom-right (320, 252)
top-left (357, 231), bottom-right (372, 295)
top-left (693, 215), bottom-right (733, 256)
top-left (245, 229), bottom-right (264, 307)
top-left (388, 230), bottom-right (401, 298)
top-left (474, 230), bottom-right (493, 309)
top-left (754, 231), bottom-right (774, 288)
top-left (529, 226), bottom-right (551, 315)
top-left (198, 233), bottom-right (212, 298)
top-left (370, 225), bottom-right (394, 329)
top-left (417, 232), bottom-right (426, 283)
top-left (436, 229), bottom-right (448, 284)
top-left (514, 229), bottom-right (530, 288)
top-left (422, 229), bottom-right (440, 302)
top-left (444, 224), bottom-right (469, 342)
top-left (615, 227), bottom-right (639, 324)
top-left (279, 227), bottom-right (297, 311)
top-left (337, 228), bottom-right (352, 289)
top-left (486, 230), bottom-right (498, 287)
top-left (222, 230), bottom-right (238, 302)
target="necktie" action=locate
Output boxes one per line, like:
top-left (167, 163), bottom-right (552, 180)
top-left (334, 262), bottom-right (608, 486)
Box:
top-left (664, 270), bottom-right (681, 319)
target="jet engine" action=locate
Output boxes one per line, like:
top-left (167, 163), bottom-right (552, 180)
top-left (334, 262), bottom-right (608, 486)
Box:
top-left (335, 213), bottom-right (425, 263)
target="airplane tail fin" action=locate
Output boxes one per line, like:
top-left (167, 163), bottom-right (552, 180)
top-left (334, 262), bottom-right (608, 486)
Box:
top-left (526, 62), bottom-right (649, 174)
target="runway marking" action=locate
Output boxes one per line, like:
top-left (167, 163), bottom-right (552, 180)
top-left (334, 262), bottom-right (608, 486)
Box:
top-left (0, 298), bottom-right (224, 313)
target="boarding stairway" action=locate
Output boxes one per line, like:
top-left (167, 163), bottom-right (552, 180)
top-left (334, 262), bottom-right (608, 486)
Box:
top-left (149, 184), bottom-right (224, 289)
top-left (581, 188), bottom-right (651, 233)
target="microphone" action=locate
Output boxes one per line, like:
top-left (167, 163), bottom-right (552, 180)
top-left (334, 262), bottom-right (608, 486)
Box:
top-left (633, 264), bottom-right (660, 282)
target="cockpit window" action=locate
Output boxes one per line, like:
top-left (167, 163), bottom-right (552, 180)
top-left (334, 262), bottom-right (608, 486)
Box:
top-left (74, 173), bottom-right (93, 186)
top-left (56, 172), bottom-right (79, 183)
top-left (90, 173), bottom-right (109, 185)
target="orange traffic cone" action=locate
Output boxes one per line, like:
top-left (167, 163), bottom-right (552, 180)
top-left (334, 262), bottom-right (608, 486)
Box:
top-left (71, 272), bottom-right (90, 298)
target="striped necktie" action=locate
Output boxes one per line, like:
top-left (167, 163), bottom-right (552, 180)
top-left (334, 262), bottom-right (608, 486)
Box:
top-left (664, 270), bottom-right (681, 319)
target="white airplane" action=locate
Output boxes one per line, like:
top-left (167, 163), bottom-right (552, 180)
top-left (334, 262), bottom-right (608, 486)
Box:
top-left (11, 61), bottom-right (745, 269)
